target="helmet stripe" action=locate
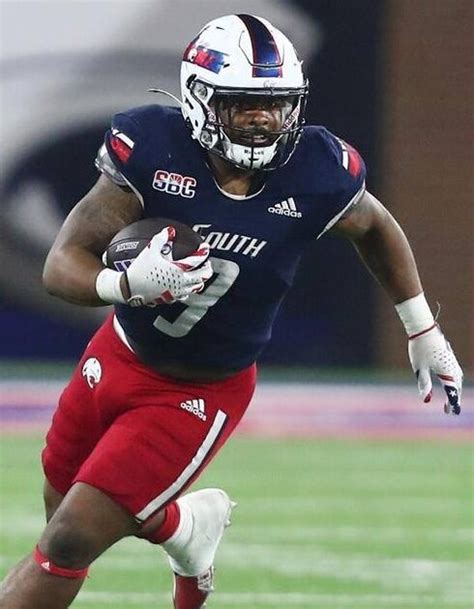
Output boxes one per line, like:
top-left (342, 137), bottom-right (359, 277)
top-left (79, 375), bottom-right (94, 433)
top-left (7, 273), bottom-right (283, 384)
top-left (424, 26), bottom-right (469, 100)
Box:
top-left (237, 14), bottom-right (283, 77)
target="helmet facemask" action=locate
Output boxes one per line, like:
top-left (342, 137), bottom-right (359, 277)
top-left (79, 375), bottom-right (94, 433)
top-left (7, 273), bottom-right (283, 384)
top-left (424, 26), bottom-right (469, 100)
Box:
top-left (185, 76), bottom-right (308, 171)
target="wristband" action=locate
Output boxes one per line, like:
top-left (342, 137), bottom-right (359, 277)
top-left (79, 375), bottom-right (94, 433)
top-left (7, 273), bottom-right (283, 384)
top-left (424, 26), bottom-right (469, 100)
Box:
top-left (95, 268), bottom-right (126, 304)
top-left (394, 292), bottom-right (435, 337)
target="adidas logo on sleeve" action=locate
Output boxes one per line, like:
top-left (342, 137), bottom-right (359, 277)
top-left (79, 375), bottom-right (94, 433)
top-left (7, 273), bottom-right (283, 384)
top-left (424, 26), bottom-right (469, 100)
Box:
top-left (180, 398), bottom-right (207, 421)
top-left (267, 197), bottom-right (302, 218)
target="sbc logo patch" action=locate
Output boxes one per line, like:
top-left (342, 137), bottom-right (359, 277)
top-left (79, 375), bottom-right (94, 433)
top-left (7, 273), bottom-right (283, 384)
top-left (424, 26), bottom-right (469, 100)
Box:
top-left (82, 357), bottom-right (102, 388)
top-left (152, 170), bottom-right (197, 198)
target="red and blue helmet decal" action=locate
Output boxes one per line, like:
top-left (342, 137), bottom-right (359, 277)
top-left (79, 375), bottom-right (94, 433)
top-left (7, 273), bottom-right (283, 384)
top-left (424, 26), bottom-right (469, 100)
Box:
top-left (237, 14), bottom-right (283, 77)
top-left (183, 38), bottom-right (228, 74)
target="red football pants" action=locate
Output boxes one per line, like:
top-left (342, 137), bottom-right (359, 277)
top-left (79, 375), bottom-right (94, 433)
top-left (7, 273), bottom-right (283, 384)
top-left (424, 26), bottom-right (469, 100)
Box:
top-left (42, 316), bottom-right (256, 522)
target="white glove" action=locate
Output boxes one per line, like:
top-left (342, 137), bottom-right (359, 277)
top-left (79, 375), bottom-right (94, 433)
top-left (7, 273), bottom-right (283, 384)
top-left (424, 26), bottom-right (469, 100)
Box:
top-left (125, 226), bottom-right (212, 307)
top-left (408, 325), bottom-right (463, 415)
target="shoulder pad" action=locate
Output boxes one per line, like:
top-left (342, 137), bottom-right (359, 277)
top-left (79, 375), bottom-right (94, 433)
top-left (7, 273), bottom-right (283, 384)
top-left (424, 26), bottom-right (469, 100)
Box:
top-left (104, 110), bottom-right (145, 172)
top-left (334, 136), bottom-right (364, 180)
top-left (299, 127), bottom-right (367, 239)
top-left (95, 144), bottom-right (130, 189)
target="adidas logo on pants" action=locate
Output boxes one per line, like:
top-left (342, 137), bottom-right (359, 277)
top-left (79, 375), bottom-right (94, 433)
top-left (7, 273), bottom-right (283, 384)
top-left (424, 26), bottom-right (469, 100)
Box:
top-left (180, 399), bottom-right (207, 421)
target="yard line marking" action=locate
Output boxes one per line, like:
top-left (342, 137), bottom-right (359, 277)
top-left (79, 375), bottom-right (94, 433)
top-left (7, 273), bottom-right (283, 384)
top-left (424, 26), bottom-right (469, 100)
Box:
top-left (239, 495), bottom-right (470, 514)
top-left (216, 544), bottom-right (474, 592)
top-left (75, 590), bottom-right (474, 605)
top-left (241, 524), bottom-right (474, 543)
top-left (4, 545), bottom-right (472, 591)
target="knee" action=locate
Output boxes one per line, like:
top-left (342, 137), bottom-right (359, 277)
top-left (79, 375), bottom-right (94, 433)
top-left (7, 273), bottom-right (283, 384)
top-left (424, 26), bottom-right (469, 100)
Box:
top-left (39, 517), bottom-right (94, 570)
top-left (38, 482), bottom-right (135, 571)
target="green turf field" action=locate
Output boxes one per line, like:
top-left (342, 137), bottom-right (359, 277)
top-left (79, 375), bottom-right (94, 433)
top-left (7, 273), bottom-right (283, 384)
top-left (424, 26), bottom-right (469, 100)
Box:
top-left (1, 435), bottom-right (472, 609)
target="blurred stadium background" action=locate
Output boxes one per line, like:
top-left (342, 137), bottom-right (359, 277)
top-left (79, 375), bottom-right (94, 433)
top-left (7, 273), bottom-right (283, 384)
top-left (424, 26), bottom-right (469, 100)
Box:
top-left (0, 1), bottom-right (472, 608)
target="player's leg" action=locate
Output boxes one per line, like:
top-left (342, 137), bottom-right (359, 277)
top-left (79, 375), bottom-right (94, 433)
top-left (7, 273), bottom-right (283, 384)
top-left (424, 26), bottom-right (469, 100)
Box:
top-left (131, 364), bottom-right (257, 609)
top-left (0, 481), bottom-right (139, 609)
top-left (140, 488), bottom-right (236, 609)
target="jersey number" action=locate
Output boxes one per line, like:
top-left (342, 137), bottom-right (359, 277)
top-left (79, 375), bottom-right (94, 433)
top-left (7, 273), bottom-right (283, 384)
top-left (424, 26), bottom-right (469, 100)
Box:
top-left (153, 258), bottom-right (240, 338)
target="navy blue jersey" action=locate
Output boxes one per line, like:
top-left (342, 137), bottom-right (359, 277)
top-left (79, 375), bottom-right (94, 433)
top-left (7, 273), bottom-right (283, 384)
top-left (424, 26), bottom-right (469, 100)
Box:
top-left (100, 104), bottom-right (365, 371)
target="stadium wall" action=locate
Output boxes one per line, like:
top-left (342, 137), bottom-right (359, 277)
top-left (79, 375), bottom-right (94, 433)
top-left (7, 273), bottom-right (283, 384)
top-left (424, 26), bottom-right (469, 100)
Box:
top-left (376, 0), bottom-right (473, 374)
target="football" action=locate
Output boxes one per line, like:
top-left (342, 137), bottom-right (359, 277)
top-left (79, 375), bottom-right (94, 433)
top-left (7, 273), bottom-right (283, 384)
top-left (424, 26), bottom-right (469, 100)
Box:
top-left (103, 217), bottom-right (204, 272)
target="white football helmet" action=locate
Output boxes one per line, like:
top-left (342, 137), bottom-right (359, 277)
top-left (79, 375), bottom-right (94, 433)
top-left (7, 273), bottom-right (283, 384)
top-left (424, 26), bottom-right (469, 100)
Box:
top-left (180, 14), bottom-right (308, 170)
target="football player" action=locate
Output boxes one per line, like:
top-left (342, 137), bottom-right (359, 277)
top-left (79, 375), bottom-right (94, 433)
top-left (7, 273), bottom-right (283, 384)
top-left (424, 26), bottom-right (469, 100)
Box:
top-left (0, 13), bottom-right (463, 609)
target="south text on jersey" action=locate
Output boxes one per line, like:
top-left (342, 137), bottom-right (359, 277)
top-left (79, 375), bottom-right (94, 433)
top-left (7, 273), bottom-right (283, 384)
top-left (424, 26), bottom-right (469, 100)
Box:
top-left (193, 224), bottom-right (267, 258)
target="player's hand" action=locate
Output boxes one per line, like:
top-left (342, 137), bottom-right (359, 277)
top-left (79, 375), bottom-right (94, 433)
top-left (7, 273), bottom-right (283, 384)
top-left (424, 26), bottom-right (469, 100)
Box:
top-left (408, 325), bottom-right (463, 415)
top-left (124, 227), bottom-right (212, 307)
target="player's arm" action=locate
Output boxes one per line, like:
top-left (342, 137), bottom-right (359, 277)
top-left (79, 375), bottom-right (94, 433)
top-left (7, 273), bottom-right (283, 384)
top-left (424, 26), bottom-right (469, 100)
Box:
top-left (331, 190), bottom-right (422, 302)
top-left (43, 174), bottom-right (142, 306)
top-left (331, 190), bottom-right (463, 414)
top-left (43, 174), bottom-right (212, 308)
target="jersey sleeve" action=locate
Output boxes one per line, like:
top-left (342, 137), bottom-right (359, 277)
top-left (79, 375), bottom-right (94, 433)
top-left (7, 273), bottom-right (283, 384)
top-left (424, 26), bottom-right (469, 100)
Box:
top-left (314, 129), bottom-right (367, 238)
top-left (94, 143), bottom-right (130, 189)
top-left (97, 111), bottom-right (148, 205)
